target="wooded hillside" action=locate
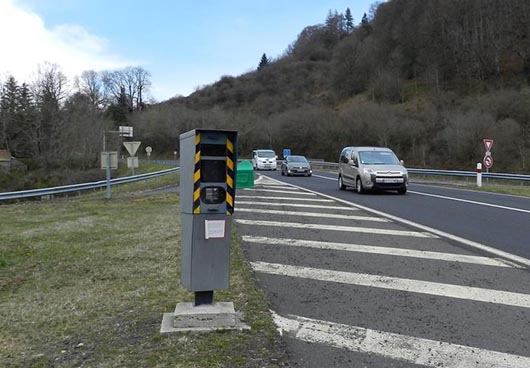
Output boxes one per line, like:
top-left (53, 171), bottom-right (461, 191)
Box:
top-left (137, 0), bottom-right (530, 171)
top-left (2, 0), bottom-right (530, 190)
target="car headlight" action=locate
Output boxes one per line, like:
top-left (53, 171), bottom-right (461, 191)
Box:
top-left (363, 168), bottom-right (374, 174)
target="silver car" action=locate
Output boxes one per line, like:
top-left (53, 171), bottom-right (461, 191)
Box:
top-left (337, 146), bottom-right (408, 194)
top-left (281, 155), bottom-right (312, 176)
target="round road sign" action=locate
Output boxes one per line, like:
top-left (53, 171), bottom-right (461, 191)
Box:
top-left (145, 146), bottom-right (152, 153)
top-left (483, 155), bottom-right (493, 168)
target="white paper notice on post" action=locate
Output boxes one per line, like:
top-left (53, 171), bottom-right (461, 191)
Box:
top-left (205, 220), bottom-right (226, 239)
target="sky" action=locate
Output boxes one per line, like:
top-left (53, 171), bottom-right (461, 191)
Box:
top-left (0, 0), bottom-right (375, 102)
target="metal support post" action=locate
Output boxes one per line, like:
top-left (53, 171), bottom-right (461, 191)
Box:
top-left (106, 153), bottom-right (112, 199)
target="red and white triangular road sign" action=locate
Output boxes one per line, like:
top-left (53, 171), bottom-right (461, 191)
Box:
top-left (123, 141), bottom-right (141, 156)
top-left (483, 139), bottom-right (493, 152)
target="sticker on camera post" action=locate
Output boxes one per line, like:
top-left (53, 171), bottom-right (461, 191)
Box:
top-left (205, 220), bottom-right (226, 239)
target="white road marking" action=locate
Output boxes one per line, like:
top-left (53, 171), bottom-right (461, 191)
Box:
top-left (263, 175), bottom-right (530, 267)
top-left (242, 236), bottom-right (513, 268)
top-left (271, 311), bottom-right (530, 368)
top-left (236, 201), bottom-right (359, 211)
top-left (313, 174), bottom-right (337, 180)
top-left (254, 186), bottom-right (302, 191)
top-left (236, 195), bottom-right (333, 202)
top-left (242, 188), bottom-right (316, 195)
top-left (236, 208), bottom-right (388, 222)
top-left (251, 261), bottom-right (530, 309)
top-left (408, 190), bottom-right (530, 214)
top-left (236, 219), bottom-right (436, 238)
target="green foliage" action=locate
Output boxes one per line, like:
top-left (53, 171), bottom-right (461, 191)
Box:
top-left (258, 53), bottom-right (269, 70)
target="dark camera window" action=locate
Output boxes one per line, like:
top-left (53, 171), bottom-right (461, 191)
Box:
top-left (201, 144), bottom-right (226, 157)
top-left (201, 160), bottom-right (226, 182)
top-left (200, 186), bottom-right (226, 204)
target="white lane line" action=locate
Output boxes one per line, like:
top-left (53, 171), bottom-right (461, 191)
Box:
top-left (263, 175), bottom-right (530, 267)
top-left (236, 208), bottom-right (388, 222)
top-left (271, 311), bottom-right (530, 368)
top-left (242, 236), bottom-right (513, 268)
top-left (251, 261), bottom-right (530, 309)
top-left (236, 219), bottom-right (436, 238)
top-left (408, 190), bottom-right (530, 214)
top-left (236, 195), bottom-right (333, 202)
top-left (252, 185), bottom-right (302, 191)
top-left (313, 174), bottom-right (336, 180)
top-left (236, 201), bottom-right (359, 211)
top-left (243, 188), bottom-right (316, 195)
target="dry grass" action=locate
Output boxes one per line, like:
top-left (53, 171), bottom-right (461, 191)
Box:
top-left (0, 192), bottom-right (285, 367)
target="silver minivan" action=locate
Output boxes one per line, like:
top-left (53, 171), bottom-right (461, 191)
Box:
top-left (252, 149), bottom-right (278, 170)
top-left (337, 146), bottom-right (408, 194)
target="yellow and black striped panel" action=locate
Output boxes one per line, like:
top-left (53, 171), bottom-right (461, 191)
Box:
top-left (193, 133), bottom-right (201, 214)
top-left (226, 136), bottom-right (236, 215)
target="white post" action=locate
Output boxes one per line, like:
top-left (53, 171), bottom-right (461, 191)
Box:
top-left (476, 162), bottom-right (482, 187)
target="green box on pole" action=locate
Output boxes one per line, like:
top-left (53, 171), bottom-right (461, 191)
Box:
top-left (236, 160), bottom-right (255, 189)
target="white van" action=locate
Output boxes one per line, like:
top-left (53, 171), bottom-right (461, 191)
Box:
top-left (252, 149), bottom-right (277, 170)
top-left (337, 146), bottom-right (408, 194)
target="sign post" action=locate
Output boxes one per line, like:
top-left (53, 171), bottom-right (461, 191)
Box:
top-left (145, 146), bottom-right (152, 160)
top-left (123, 141), bottom-right (141, 175)
top-left (482, 139), bottom-right (494, 173)
top-left (100, 152), bottom-right (117, 199)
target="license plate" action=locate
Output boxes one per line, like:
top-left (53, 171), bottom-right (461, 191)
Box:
top-left (376, 178), bottom-right (403, 183)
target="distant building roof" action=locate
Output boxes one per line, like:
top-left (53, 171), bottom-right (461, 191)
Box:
top-left (0, 149), bottom-right (12, 162)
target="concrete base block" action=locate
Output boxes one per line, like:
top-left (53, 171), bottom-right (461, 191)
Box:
top-left (160, 302), bottom-right (251, 333)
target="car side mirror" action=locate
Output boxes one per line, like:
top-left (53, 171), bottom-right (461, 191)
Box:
top-left (400, 160), bottom-right (405, 166)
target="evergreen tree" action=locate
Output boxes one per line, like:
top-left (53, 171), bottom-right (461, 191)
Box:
top-left (360, 12), bottom-right (372, 38)
top-left (0, 76), bottom-right (19, 150)
top-left (108, 86), bottom-right (129, 125)
top-left (17, 83), bottom-right (38, 157)
top-left (258, 53), bottom-right (269, 70)
top-left (345, 8), bottom-right (354, 33)
top-left (361, 12), bottom-right (369, 26)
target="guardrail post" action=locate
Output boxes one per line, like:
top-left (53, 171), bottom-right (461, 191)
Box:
top-left (476, 163), bottom-right (482, 187)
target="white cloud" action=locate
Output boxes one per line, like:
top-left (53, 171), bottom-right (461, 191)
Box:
top-left (0, 0), bottom-right (132, 85)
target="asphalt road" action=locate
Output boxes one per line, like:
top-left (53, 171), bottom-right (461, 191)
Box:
top-left (265, 169), bottom-right (530, 260)
top-left (234, 172), bottom-right (530, 367)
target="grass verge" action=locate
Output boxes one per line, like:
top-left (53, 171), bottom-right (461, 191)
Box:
top-left (0, 193), bottom-right (286, 367)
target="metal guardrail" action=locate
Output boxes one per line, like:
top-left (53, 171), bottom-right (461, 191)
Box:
top-left (309, 161), bottom-right (530, 182)
top-left (0, 167), bottom-right (180, 201)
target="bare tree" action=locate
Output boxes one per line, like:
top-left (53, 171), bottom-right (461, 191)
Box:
top-left (102, 66), bottom-right (151, 112)
top-left (76, 70), bottom-right (105, 107)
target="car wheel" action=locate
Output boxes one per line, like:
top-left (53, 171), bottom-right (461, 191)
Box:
top-left (397, 187), bottom-right (407, 195)
top-left (356, 177), bottom-right (365, 194)
top-left (338, 175), bottom-right (346, 190)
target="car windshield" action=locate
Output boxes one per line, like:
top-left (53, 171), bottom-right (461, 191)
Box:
top-left (288, 156), bottom-right (308, 163)
top-left (358, 151), bottom-right (399, 165)
top-left (257, 151), bottom-right (275, 158)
